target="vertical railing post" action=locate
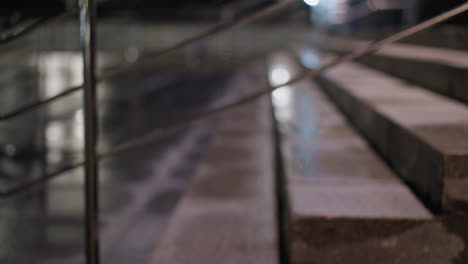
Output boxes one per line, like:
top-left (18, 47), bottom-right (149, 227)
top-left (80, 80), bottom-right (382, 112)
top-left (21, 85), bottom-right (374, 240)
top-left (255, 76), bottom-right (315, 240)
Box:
top-left (79, 0), bottom-right (99, 263)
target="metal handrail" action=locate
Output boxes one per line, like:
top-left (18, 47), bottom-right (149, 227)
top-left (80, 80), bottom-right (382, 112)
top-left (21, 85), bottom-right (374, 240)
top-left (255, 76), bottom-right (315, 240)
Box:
top-left (0, 84), bottom-right (83, 121)
top-left (0, 9), bottom-right (78, 45)
top-left (79, 0), bottom-right (99, 262)
top-left (1, 0), bottom-right (468, 199)
top-left (0, 0), bottom-right (299, 122)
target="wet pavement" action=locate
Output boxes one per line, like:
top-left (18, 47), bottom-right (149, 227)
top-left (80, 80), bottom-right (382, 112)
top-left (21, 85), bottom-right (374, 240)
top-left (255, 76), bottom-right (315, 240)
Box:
top-left (150, 76), bottom-right (277, 264)
top-left (0, 50), bottom-right (244, 263)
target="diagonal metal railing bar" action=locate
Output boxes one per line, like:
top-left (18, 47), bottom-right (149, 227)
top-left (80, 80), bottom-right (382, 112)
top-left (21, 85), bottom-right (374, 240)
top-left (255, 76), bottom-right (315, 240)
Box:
top-left (0, 162), bottom-right (84, 197)
top-left (0, 84), bottom-right (83, 120)
top-left (0, 0), bottom-right (300, 122)
top-left (1, 1), bottom-right (468, 198)
top-left (0, 9), bottom-right (79, 45)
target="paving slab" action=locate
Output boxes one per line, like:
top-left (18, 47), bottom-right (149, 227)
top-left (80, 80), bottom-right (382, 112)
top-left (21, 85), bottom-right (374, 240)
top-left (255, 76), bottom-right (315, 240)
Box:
top-left (292, 216), bottom-right (468, 264)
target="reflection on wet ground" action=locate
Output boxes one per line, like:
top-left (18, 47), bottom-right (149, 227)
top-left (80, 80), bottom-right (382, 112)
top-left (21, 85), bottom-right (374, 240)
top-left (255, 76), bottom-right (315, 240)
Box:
top-left (0, 51), bottom-right (235, 263)
top-left (269, 53), bottom-right (323, 177)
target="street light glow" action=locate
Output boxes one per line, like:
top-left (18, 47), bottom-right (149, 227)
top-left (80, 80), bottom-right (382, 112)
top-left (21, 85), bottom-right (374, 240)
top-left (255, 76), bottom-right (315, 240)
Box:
top-left (304, 0), bottom-right (320, 6)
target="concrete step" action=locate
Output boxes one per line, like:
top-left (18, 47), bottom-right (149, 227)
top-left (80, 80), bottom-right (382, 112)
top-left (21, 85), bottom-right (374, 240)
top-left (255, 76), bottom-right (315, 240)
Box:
top-left (149, 73), bottom-right (278, 263)
top-left (322, 37), bottom-right (468, 105)
top-left (314, 59), bottom-right (468, 213)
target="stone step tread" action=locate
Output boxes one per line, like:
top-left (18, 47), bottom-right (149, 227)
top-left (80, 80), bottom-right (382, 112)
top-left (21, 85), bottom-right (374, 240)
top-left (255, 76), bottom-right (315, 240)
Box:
top-left (323, 61), bottom-right (468, 164)
top-left (150, 75), bottom-right (277, 263)
top-left (279, 79), bottom-right (432, 220)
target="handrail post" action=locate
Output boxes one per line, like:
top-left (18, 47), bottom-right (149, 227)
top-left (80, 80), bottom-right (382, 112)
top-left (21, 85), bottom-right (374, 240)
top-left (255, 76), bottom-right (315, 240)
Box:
top-left (79, 0), bottom-right (99, 263)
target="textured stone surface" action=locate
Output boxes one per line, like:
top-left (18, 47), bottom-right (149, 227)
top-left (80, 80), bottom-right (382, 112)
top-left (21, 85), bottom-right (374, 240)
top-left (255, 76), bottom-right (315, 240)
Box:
top-left (292, 216), bottom-right (468, 264)
top-left (316, 61), bottom-right (468, 213)
top-left (150, 96), bottom-right (278, 264)
top-left (274, 62), bottom-right (431, 218)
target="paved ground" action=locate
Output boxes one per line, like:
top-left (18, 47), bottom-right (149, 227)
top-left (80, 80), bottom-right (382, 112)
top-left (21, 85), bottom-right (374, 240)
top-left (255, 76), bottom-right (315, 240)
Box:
top-left (150, 96), bottom-right (278, 264)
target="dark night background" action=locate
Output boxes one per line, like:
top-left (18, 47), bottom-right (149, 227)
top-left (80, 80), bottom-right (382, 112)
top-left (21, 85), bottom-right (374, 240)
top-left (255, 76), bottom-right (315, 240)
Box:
top-left (1, 0), bottom-right (468, 26)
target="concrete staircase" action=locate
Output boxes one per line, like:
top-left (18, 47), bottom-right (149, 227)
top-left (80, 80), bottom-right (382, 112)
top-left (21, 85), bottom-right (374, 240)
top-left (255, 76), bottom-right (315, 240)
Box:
top-left (145, 47), bottom-right (468, 263)
top-left (280, 43), bottom-right (468, 263)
